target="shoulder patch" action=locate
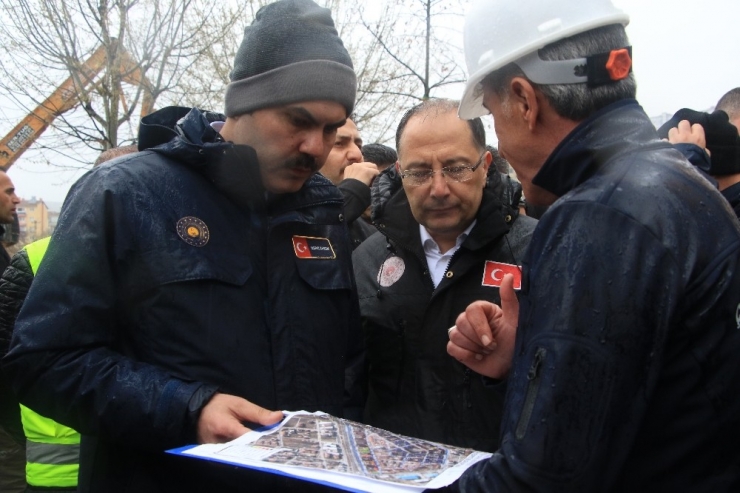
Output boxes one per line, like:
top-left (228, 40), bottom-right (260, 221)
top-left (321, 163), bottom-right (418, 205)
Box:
top-left (176, 216), bottom-right (210, 247)
top-left (292, 236), bottom-right (336, 259)
top-left (377, 256), bottom-right (405, 287)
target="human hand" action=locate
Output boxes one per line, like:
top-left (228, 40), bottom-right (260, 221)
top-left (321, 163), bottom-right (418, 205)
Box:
top-left (343, 162), bottom-right (379, 186)
top-left (196, 393), bottom-right (284, 444)
top-left (447, 273), bottom-right (519, 379)
top-left (667, 120), bottom-right (710, 155)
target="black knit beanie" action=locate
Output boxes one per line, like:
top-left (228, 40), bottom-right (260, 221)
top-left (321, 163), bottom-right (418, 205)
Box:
top-left (657, 108), bottom-right (740, 176)
top-left (225, 0), bottom-right (356, 117)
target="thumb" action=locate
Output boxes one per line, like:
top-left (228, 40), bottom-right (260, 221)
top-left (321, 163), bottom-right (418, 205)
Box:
top-left (500, 273), bottom-right (519, 330)
top-left (235, 400), bottom-right (284, 427)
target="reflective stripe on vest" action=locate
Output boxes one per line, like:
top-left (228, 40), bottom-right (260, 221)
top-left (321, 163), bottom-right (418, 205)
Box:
top-left (20, 236), bottom-right (80, 488)
top-left (26, 440), bottom-right (80, 465)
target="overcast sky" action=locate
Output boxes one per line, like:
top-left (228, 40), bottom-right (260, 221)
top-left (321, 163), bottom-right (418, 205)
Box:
top-left (4, 0), bottom-right (740, 206)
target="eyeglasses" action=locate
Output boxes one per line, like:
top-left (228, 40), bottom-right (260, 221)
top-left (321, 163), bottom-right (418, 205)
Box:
top-left (399, 152), bottom-right (486, 187)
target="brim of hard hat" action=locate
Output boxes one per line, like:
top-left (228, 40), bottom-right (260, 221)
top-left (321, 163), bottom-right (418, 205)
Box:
top-left (458, 12), bottom-right (629, 120)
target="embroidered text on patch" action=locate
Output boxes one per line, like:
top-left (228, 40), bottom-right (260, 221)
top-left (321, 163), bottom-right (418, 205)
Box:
top-left (292, 236), bottom-right (336, 259)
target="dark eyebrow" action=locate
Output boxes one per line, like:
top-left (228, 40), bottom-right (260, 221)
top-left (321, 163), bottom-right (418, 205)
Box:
top-left (285, 107), bottom-right (346, 132)
top-left (401, 160), bottom-right (432, 170)
top-left (442, 155), bottom-right (476, 166)
top-left (285, 107), bottom-right (319, 125)
top-left (326, 118), bottom-right (347, 132)
top-left (404, 154), bottom-right (473, 169)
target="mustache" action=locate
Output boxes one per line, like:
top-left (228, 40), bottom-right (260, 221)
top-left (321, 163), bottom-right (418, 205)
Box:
top-left (282, 154), bottom-right (319, 173)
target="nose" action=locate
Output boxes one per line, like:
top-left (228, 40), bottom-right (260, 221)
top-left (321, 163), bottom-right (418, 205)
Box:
top-left (348, 143), bottom-right (362, 164)
top-left (429, 169), bottom-right (450, 199)
top-left (299, 130), bottom-right (329, 158)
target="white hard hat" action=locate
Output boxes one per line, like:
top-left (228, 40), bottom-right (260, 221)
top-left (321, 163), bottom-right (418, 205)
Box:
top-left (459, 0), bottom-right (629, 119)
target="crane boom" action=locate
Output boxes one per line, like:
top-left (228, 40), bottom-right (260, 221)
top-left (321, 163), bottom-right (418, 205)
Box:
top-left (0, 41), bottom-right (154, 170)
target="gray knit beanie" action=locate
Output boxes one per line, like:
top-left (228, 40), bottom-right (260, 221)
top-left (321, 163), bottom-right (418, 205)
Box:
top-left (225, 0), bottom-right (356, 117)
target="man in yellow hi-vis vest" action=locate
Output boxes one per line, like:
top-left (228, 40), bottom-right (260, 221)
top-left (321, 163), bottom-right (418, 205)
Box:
top-left (0, 237), bottom-right (79, 491)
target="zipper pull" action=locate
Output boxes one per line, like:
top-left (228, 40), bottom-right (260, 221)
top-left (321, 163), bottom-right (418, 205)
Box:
top-left (528, 347), bottom-right (546, 380)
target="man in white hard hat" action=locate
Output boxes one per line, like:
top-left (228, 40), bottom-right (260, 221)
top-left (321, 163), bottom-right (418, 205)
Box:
top-left (447, 1), bottom-right (740, 491)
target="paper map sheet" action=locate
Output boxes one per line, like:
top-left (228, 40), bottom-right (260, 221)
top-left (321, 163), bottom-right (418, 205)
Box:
top-left (170, 411), bottom-right (491, 492)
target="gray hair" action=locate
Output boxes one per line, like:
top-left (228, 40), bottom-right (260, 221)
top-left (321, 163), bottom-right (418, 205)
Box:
top-left (482, 24), bottom-right (637, 121)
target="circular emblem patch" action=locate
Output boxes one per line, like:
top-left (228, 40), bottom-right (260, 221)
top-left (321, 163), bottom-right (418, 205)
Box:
top-left (377, 256), bottom-right (405, 287)
top-left (176, 216), bottom-right (210, 247)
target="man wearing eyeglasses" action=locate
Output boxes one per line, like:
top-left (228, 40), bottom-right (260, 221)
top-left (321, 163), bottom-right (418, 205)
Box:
top-left (352, 99), bottom-right (536, 451)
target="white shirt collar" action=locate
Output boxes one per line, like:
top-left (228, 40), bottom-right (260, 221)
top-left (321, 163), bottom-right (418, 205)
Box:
top-left (419, 220), bottom-right (476, 255)
top-left (420, 220), bottom-right (476, 288)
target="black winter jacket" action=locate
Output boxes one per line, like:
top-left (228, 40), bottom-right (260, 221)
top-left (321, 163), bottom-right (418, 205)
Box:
top-left (3, 107), bottom-right (363, 493)
top-left (456, 100), bottom-right (740, 492)
top-left (353, 167), bottom-right (536, 451)
top-left (337, 178), bottom-right (377, 249)
top-left (0, 248), bottom-right (32, 445)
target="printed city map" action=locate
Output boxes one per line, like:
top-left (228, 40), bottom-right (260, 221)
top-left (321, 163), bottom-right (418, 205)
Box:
top-left (174, 411), bottom-right (491, 491)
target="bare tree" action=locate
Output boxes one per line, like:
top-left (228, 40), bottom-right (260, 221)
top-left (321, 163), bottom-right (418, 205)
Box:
top-left (352, 0), bottom-right (470, 143)
top-left (0, 0), bottom-right (244, 169)
top-left (175, 0), bottom-right (355, 112)
top-left (0, 0), bottom-right (469, 171)
top-left (170, 0), bottom-right (469, 145)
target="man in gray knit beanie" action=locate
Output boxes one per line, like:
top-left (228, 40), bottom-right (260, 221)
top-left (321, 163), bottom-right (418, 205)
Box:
top-left (4, 1), bottom-right (365, 491)
top-left (219, 0), bottom-right (357, 194)
top-left (225, 0), bottom-right (356, 117)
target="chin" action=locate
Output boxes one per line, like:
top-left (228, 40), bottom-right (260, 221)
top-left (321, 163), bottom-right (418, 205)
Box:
top-left (426, 219), bottom-right (460, 233)
top-left (264, 178), bottom-right (309, 194)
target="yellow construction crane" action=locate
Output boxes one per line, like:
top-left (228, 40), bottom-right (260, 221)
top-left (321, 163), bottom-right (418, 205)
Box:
top-left (0, 40), bottom-right (154, 170)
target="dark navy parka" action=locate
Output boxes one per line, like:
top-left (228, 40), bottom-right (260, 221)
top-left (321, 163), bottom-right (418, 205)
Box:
top-left (3, 107), bottom-right (364, 492)
top-left (456, 100), bottom-right (740, 492)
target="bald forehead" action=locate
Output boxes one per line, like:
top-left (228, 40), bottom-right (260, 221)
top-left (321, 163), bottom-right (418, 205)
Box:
top-left (334, 118), bottom-right (362, 143)
top-left (399, 107), bottom-right (478, 157)
top-left (0, 171), bottom-right (13, 189)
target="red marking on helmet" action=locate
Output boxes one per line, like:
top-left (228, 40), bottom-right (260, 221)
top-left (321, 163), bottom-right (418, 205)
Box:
top-left (606, 49), bottom-right (631, 81)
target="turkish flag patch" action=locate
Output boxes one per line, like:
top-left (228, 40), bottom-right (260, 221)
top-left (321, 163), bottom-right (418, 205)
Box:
top-left (292, 236), bottom-right (336, 259)
top-left (482, 261), bottom-right (522, 290)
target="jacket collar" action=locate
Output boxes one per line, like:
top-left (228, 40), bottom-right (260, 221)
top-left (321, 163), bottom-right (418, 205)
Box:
top-left (532, 99), bottom-right (664, 198)
top-left (374, 179), bottom-right (511, 256)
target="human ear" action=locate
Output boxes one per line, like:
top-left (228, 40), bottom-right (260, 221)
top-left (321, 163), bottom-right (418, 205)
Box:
top-left (509, 77), bottom-right (539, 131)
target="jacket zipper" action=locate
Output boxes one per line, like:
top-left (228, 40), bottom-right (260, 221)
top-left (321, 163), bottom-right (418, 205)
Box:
top-left (437, 248), bottom-right (462, 292)
top-left (515, 347), bottom-right (546, 440)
